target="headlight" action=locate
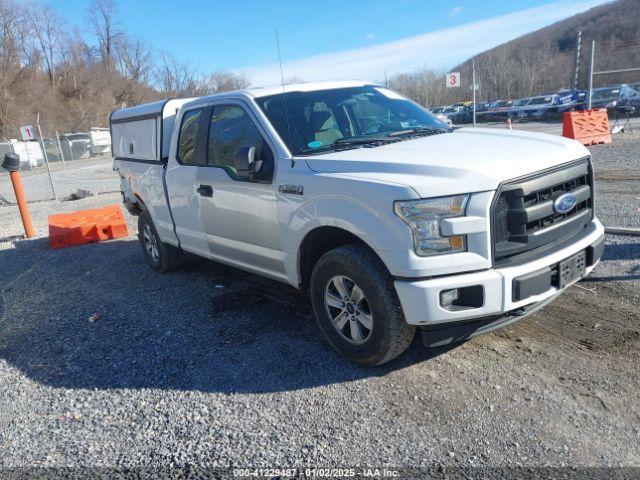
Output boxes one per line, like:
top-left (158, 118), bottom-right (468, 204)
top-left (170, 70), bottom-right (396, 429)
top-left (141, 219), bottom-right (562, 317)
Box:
top-left (394, 195), bottom-right (469, 256)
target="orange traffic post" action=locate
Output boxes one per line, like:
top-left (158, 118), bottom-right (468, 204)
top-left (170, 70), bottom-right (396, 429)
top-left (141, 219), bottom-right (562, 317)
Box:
top-left (2, 153), bottom-right (36, 238)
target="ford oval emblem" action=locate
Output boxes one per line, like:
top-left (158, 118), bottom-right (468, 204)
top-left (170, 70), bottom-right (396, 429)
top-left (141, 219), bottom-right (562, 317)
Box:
top-left (554, 192), bottom-right (577, 214)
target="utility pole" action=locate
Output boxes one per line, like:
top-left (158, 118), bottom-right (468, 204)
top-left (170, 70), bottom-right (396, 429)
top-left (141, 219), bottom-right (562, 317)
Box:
top-left (55, 131), bottom-right (66, 168)
top-left (587, 40), bottom-right (595, 110)
top-left (36, 113), bottom-right (57, 200)
top-left (573, 30), bottom-right (582, 91)
top-left (472, 58), bottom-right (477, 127)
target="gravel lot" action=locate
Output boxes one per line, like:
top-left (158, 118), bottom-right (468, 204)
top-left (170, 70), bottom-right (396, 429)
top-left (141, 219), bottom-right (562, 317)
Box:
top-left (0, 132), bottom-right (638, 474)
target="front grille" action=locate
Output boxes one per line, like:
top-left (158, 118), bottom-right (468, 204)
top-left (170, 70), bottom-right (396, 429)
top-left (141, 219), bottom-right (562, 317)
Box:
top-left (492, 158), bottom-right (593, 264)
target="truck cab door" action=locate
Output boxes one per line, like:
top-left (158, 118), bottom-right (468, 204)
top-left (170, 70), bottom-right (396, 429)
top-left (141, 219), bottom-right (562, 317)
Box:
top-left (195, 102), bottom-right (285, 280)
top-left (164, 106), bottom-right (210, 257)
top-left (166, 101), bottom-right (284, 279)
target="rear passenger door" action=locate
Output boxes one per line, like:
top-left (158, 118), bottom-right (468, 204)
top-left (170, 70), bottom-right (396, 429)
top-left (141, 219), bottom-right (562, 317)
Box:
top-left (196, 102), bottom-right (285, 280)
top-left (165, 106), bottom-right (210, 257)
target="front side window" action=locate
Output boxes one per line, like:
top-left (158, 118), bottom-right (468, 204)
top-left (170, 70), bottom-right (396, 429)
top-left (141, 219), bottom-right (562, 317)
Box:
top-left (207, 104), bottom-right (273, 181)
top-left (256, 85), bottom-right (449, 156)
top-left (177, 108), bottom-right (203, 165)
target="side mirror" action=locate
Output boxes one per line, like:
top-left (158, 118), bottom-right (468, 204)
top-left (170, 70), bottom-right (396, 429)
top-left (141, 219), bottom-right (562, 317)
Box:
top-left (233, 146), bottom-right (263, 176)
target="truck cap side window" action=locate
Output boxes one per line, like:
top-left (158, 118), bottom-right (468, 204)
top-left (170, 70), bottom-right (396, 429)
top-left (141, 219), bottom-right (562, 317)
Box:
top-left (177, 108), bottom-right (204, 165)
top-left (206, 104), bottom-right (274, 181)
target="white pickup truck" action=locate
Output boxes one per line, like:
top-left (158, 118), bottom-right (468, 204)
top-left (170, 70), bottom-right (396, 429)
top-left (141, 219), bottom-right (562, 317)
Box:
top-left (111, 81), bottom-right (604, 366)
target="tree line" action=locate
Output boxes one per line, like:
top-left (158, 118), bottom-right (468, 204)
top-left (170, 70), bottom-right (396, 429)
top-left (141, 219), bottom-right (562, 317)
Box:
top-left (387, 0), bottom-right (640, 108)
top-left (0, 0), bottom-right (249, 138)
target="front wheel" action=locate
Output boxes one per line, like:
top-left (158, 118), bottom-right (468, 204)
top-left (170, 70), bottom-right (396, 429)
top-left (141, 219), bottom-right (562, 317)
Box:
top-left (310, 244), bottom-right (415, 366)
top-left (137, 211), bottom-right (182, 272)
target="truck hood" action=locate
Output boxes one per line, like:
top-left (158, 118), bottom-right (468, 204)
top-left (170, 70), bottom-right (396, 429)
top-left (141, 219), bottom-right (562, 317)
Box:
top-left (302, 128), bottom-right (589, 198)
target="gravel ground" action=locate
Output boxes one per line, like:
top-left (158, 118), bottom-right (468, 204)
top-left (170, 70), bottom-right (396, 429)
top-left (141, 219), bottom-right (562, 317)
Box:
top-left (590, 131), bottom-right (640, 228)
top-left (0, 134), bottom-right (638, 475)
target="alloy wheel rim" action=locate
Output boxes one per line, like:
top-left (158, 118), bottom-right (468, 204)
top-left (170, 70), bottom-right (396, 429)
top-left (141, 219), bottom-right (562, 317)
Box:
top-left (142, 224), bottom-right (159, 262)
top-left (324, 275), bottom-right (373, 345)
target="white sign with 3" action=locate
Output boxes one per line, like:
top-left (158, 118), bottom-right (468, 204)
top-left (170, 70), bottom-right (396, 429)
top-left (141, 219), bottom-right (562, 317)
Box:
top-left (446, 72), bottom-right (461, 88)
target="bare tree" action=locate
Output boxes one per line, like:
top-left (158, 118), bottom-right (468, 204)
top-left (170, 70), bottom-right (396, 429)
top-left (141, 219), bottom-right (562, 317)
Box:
top-left (115, 37), bottom-right (152, 83)
top-left (202, 71), bottom-right (249, 93)
top-left (0, 0), bottom-right (30, 135)
top-left (112, 37), bottom-right (153, 104)
top-left (154, 52), bottom-right (203, 96)
top-left (88, 0), bottom-right (121, 70)
top-left (28, 2), bottom-right (63, 87)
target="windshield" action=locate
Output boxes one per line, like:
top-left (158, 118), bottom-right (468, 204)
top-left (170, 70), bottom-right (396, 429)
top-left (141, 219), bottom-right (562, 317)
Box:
top-left (255, 85), bottom-right (449, 155)
top-left (592, 88), bottom-right (621, 101)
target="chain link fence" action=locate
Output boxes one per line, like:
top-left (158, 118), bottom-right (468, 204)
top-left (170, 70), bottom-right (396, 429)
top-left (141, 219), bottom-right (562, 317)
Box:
top-left (589, 41), bottom-right (640, 132)
top-left (0, 130), bottom-right (108, 205)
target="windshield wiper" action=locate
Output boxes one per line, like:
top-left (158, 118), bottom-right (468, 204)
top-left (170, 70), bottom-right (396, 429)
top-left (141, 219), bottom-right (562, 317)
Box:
top-left (386, 126), bottom-right (450, 137)
top-left (296, 128), bottom-right (449, 156)
top-left (332, 136), bottom-right (393, 146)
top-left (297, 136), bottom-right (395, 155)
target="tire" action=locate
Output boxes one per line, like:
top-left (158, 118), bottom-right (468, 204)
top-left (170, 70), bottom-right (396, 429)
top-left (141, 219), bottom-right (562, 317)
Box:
top-left (310, 244), bottom-right (415, 366)
top-left (137, 211), bottom-right (182, 272)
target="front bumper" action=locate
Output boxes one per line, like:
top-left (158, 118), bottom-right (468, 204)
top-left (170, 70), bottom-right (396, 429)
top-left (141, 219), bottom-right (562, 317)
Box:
top-left (394, 218), bottom-right (604, 327)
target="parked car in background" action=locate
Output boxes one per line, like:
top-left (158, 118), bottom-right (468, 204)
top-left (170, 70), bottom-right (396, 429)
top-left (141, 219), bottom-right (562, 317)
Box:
top-left (589, 85), bottom-right (638, 109)
top-left (514, 94), bottom-right (563, 121)
top-left (89, 128), bottom-right (112, 156)
top-left (592, 85), bottom-right (640, 113)
top-left (59, 133), bottom-right (91, 160)
top-left (475, 101), bottom-right (497, 123)
top-left (617, 84), bottom-right (640, 112)
top-left (442, 105), bottom-right (472, 124)
top-left (589, 86), bottom-right (621, 110)
top-left (486, 100), bottom-right (514, 121)
top-left (429, 107), bottom-right (453, 127)
top-left (9, 139), bottom-right (43, 168)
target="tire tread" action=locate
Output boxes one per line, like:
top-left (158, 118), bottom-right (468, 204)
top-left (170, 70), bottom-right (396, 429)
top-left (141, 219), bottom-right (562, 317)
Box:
top-left (311, 244), bottom-right (415, 366)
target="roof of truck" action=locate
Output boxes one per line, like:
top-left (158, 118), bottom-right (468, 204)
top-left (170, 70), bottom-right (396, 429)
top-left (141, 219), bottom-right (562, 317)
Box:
top-left (174, 80), bottom-right (376, 111)
top-left (111, 99), bottom-right (168, 122)
top-left (110, 81), bottom-right (374, 121)
top-left (244, 80), bottom-right (371, 98)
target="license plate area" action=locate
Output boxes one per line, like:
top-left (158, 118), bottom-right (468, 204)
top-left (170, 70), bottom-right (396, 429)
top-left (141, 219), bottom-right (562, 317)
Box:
top-left (557, 250), bottom-right (587, 289)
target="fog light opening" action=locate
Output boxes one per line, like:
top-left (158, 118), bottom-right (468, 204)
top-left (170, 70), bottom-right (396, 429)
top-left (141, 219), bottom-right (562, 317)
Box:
top-left (440, 285), bottom-right (484, 311)
top-left (440, 288), bottom-right (459, 308)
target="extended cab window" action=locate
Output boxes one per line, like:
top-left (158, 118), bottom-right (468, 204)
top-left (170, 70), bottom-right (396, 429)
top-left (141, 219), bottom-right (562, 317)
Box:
top-left (206, 105), bottom-right (273, 181)
top-left (177, 108), bottom-right (203, 165)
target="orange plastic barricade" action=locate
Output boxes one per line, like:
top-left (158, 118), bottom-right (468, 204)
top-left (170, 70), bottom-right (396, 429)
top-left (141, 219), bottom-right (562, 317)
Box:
top-left (49, 205), bottom-right (128, 249)
top-left (562, 109), bottom-right (612, 146)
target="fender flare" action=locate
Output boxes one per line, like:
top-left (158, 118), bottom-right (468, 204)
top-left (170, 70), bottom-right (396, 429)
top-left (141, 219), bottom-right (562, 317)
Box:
top-left (284, 196), bottom-right (411, 285)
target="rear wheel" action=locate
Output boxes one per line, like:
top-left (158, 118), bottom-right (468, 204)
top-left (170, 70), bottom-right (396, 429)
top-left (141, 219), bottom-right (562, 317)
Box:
top-left (137, 211), bottom-right (182, 272)
top-left (310, 244), bottom-right (415, 366)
